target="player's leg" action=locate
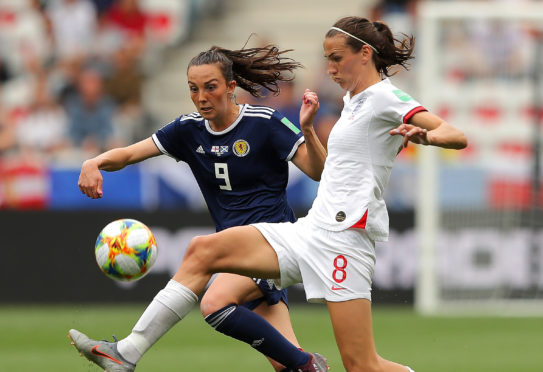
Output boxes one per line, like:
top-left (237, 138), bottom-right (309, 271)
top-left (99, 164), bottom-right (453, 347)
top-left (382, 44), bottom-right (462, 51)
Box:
top-left (70, 225), bottom-right (280, 370)
top-left (327, 299), bottom-right (413, 372)
top-left (201, 273), bottom-right (303, 371)
top-left (252, 298), bottom-right (301, 371)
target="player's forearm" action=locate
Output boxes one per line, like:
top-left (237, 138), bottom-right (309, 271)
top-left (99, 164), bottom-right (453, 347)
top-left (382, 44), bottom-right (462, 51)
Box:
top-left (427, 122), bottom-right (467, 150)
top-left (91, 147), bottom-right (133, 172)
top-left (301, 127), bottom-right (327, 181)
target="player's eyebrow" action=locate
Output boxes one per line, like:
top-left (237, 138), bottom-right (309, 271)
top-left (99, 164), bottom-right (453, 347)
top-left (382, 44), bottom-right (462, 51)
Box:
top-left (187, 78), bottom-right (220, 85)
top-left (324, 52), bottom-right (338, 59)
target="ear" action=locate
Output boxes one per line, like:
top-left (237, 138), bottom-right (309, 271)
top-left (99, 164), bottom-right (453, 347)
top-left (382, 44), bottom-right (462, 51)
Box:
top-left (227, 80), bottom-right (237, 95)
top-left (360, 45), bottom-right (373, 64)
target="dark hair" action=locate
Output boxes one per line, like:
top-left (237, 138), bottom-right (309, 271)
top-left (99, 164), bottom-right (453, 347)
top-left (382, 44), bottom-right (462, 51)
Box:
top-left (326, 16), bottom-right (415, 77)
top-left (187, 44), bottom-right (303, 97)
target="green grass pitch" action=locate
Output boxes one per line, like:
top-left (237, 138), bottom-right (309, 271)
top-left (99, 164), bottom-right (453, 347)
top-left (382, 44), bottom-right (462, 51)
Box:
top-left (0, 304), bottom-right (541, 371)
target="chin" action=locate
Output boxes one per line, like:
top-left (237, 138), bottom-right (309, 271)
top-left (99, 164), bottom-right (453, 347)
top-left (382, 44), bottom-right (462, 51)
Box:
top-left (199, 111), bottom-right (214, 120)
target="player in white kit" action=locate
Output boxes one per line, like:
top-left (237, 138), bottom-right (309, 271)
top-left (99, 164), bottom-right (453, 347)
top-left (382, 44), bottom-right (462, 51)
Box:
top-left (70, 16), bottom-right (467, 372)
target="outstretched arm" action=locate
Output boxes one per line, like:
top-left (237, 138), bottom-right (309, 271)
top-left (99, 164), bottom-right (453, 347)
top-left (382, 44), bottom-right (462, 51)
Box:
top-left (78, 137), bottom-right (162, 199)
top-left (390, 111), bottom-right (467, 150)
top-left (292, 89), bottom-right (327, 181)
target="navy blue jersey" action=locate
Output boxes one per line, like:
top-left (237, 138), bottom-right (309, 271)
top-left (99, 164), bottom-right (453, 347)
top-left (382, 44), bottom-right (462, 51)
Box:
top-left (152, 104), bottom-right (305, 231)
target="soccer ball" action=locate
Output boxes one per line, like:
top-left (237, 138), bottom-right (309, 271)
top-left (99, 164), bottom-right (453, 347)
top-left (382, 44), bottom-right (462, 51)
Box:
top-left (95, 218), bottom-right (158, 281)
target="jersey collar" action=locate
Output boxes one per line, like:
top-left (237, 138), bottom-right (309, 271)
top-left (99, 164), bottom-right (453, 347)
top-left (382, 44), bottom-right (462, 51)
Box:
top-left (344, 78), bottom-right (390, 105)
top-left (205, 104), bottom-right (247, 136)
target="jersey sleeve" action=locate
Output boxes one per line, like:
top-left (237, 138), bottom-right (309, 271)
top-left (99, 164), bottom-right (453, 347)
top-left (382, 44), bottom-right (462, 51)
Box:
top-left (152, 116), bottom-right (186, 161)
top-left (376, 88), bottom-right (427, 125)
top-left (268, 110), bottom-right (305, 161)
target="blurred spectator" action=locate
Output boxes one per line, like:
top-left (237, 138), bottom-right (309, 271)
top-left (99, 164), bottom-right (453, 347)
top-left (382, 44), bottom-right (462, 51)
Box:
top-left (105, 45), bottom-right (153, 143)
top-left (15, 72), bottom-right (69, 158)
top-left (91, 10), bottom-right (125, 67)
top-left (370, 0), bottom-right (418, 35)
top-left (47, 0), bottom-right (97, 61)
top-left (105, 46), bottom-right (143, 107)
top-left (64, 66), bottom-right (118, 155)
top-left (89, 0), bottom-right (116, 15)
top-left (0, 0), bottom-right (52, 76)
top-left (0, 98), bottom-right (16, 154)
top-left (105, 0), bottom-right (146, 39)
top-left (264, 81), bottom-right (300, 126)
top-left (104, 0), bottom-right (146, 58)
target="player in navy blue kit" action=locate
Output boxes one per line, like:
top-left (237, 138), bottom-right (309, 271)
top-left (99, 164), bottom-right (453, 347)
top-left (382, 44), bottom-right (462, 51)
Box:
top-left (73, 44), bottom-right (328, 372)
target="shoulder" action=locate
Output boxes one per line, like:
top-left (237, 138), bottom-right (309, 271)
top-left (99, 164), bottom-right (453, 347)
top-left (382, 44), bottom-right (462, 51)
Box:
top-left (371, 80), bottom-right (416, 104)
top-left (178, 111), bottom-right (205, 125)
top-left (161, 111), bottom-right (204, 129)
top-left (243, 104), bottom-right (276, 120)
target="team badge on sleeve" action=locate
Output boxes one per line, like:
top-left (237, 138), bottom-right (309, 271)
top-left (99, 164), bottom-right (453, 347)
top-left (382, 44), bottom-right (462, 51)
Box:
top-left (393, 89), bottom-right (413, 102)
top-left (233, 139), bottom-right (250, 157)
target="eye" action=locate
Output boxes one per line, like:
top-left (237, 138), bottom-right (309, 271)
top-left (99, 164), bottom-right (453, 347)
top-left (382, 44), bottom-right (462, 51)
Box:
top-left (189, 86), bottom-right (198, 93)
top-left (206, 84), bottom-right (216, 92)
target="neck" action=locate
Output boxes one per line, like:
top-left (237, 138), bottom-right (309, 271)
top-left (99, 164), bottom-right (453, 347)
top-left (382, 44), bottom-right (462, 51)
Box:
top-left (209, 103), bottom-right (240, 131)
top-left (350, 70), bottom-right (382, 96)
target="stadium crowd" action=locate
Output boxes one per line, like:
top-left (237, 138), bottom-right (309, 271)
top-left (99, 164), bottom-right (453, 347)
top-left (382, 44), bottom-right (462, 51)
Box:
top-left (0, 0), bottom-right (221, 208)
top-left (0, 0), bottom-right (539, 210)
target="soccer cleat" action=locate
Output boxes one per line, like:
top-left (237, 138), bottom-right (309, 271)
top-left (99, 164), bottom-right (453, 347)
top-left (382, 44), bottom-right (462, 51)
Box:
top-left (68, 329), bottom-right (136, 372)
top-left (281, 352), bottom-right (329, 372)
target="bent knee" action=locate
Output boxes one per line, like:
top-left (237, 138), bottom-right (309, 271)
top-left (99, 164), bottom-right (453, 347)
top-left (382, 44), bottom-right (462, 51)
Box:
top-left (200, 291), bottom-right (238, 318)
top-left (184, 235), bottom-right (220, 269)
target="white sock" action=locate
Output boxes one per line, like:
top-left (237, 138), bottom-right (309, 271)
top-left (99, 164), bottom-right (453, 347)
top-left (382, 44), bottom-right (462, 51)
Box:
top-left (406, 367), bottom-right (415, 372)
top-left (117, 280), bottom-right (198, 364)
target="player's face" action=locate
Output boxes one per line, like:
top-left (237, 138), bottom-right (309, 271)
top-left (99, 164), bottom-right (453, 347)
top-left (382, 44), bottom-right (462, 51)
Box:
top-left (324, 35), bottom-right (367, 95)
top-left (187, 64), bottom-right (236, 122)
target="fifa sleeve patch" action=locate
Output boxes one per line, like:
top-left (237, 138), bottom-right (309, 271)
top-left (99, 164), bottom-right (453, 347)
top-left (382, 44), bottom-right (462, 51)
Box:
top-left (393, 89), bottom-right (413, 102)
top-left (281, 117), bottom-right (300, 134)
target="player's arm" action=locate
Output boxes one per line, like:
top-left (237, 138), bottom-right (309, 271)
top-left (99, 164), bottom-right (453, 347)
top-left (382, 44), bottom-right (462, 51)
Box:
top-left (79, 138), bottom-right (161, 199)
top-left (292, 89), bottom-right (327, 181)
top-left (390, 111), bottom-right (467, 150)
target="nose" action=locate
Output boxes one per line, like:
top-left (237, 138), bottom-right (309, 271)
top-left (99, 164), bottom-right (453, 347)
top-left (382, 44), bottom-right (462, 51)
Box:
top-left (327, 61), bottom-right (337, 76)
top-left (198, 91), bottom-right (207, 103)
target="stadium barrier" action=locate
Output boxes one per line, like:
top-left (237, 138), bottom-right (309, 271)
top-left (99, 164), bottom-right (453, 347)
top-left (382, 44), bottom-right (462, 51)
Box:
top-left (1, 210), bottom-right (414, 304)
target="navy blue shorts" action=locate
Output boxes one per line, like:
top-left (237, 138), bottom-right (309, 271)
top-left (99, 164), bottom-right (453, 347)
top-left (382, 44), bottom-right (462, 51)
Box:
top-left (241, 278), bottom-right (289, 310)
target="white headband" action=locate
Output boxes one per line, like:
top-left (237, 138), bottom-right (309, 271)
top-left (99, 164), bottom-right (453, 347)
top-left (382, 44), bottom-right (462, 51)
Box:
top-left (329, 26), bottom-right (379, 54)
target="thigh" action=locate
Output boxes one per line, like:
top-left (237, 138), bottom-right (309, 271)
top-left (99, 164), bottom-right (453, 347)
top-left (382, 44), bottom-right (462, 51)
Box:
top-left (200, 273), bottom-right (263, 316)
top-left (177, 225), bottom-right (281, 288)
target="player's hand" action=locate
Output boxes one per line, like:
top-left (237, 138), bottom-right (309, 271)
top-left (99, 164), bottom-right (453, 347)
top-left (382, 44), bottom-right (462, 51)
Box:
top-left (78, 159), bottom-right (104, 199)
top-left (390, 123), bottom-right (431, 148)
top-left (299, 89), bottom-right (320, 131)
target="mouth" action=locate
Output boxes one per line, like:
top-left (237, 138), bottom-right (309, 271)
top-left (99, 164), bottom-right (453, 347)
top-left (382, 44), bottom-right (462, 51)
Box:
top-left (200, 107), bottom-right (213, 114)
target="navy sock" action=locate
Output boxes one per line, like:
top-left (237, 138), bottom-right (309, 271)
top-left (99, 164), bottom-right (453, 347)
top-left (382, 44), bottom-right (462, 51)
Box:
top-left (205, 304), bottom-right (309, 368)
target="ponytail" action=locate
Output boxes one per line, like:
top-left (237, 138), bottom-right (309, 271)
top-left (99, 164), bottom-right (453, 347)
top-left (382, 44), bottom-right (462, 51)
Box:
top-left (327, 16), bottom-right (415, 76)
top-left (188, 44), bottom-right (303, 97)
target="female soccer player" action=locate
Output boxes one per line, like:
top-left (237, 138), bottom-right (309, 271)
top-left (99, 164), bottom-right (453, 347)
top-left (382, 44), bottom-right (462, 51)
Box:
top-left (71, 16), bottom-right (467, 371)
top-left (74, 44), bottom-right (327, 371)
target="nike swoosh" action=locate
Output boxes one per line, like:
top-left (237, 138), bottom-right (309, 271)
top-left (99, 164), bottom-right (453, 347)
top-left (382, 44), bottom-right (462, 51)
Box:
top-left (91, 345), bottom-right (123, 365)
top-left (331, 286), bottom-right (346, 290)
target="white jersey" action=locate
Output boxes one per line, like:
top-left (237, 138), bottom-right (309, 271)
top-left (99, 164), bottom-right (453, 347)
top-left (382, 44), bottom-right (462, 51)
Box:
top-left (307, 78), bottom-right (425, 241)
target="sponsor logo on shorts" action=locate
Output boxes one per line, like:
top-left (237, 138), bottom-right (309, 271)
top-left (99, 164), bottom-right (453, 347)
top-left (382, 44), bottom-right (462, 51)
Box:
top-left (335, 211), bottom-right (346, 222)
top-left (331, 285), bottom-right (346, 291)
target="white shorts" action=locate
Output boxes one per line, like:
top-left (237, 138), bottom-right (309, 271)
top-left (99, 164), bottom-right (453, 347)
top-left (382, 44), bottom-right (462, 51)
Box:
top-left (252, 217), bottom-right (376, 303)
